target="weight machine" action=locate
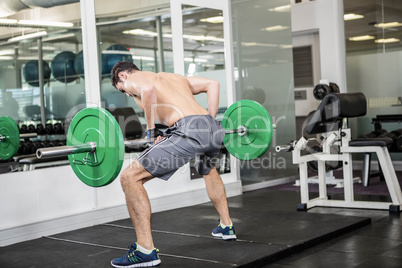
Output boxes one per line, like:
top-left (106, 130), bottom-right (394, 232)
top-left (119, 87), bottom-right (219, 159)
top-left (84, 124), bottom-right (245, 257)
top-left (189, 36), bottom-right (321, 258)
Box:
top-left (277, 92), bottom-right (402, 213)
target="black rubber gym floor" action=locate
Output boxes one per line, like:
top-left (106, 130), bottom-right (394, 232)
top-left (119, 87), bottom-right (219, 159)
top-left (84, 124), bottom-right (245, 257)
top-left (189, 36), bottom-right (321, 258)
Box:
top-left (0, 189), bottom-right (371, 267)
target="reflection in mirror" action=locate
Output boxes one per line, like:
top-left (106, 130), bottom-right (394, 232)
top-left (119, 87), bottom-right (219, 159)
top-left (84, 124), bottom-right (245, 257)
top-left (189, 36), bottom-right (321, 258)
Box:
top-left (0, 3), bottom-right (85, 169)
top-left (97, 12), bottom-right (174, 130)
top-left (344, 0), bottom-right (402, 161)
top-left (181, 5), bottom-right (227, 114)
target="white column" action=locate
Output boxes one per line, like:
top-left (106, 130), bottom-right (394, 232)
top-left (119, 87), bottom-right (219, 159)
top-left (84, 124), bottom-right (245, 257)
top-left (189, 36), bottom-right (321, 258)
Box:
top-left (80, 0), bottom-right (102, 107)
top-left (80, 0), bottom-right (100, 209)
top-left (317, 0), bottom-right (347, 92)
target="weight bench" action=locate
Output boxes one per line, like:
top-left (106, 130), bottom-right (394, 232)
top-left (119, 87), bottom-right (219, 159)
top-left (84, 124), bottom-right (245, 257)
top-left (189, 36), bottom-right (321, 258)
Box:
top-left (279, 93), bottom-right (402, 213)
top-left (349, 138), bottom-right (391, 187)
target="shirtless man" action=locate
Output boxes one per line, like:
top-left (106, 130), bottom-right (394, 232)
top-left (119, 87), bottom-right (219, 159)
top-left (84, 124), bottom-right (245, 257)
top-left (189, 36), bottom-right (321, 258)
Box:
top-left (110, 61), bottom-right (236, 267)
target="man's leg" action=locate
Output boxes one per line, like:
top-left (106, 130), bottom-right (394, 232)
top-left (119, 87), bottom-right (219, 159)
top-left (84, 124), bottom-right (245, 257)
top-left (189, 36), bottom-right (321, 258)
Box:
top-left (120, 159), bottom-right (155, 250)
top-left (203, 168), bottom-right (232, 226)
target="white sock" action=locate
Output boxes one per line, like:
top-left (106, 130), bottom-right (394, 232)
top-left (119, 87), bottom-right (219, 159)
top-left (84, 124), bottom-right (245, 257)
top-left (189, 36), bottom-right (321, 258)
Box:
top-left (136, 244), bottom-right (153, 254)
top-left (220, 221), bottom-right (232, 228)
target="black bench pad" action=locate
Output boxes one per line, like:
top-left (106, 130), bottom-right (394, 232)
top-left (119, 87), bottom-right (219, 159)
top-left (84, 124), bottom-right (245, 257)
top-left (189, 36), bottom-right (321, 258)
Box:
top-left (349, 138), bottom-right (393, 147)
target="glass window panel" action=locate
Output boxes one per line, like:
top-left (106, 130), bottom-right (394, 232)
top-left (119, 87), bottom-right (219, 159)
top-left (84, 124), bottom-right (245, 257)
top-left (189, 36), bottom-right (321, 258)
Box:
top-left (95, 1), bottom-right (174, 138)
top-left (181, 5), bottom-right (227, 117)
top-left (231, 0), bottom-right (297, 185)
top-left (0, 2), bottom-right (84, 165)
top-left (344, 0), bottom-right (402, 161)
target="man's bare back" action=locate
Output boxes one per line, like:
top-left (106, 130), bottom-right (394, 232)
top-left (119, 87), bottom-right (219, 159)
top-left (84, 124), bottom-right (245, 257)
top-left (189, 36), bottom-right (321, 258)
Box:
top-left (114, 66), bottom-right (220, 129)
top-left (130, 71), bottom-right (209, 127)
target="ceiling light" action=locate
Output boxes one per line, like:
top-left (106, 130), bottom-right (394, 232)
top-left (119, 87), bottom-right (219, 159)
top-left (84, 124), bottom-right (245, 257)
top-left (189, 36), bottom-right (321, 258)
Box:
top-left (123, 29), bottom-right (224, 42)
top-left (42, 33), bottom-right (76, 42)
top-left (28, 46), bottom-right (56, 51)
top-left (348, 35), bottom-right (375, 41)
top-left (375, 38), bottom-right (400, 43)
top-left (262, 25), bottom-right (289, 32)
top-left (0, 49), bottom-right (15, 56)
top-left (184, 58), bottom-right (208, 63)
top-left (132, 56), bottom-right (154, 61)
top-left (0, 56), bottom-right (13, 60)
top-left (242, 42), bottom-right (278, 47)
top-left (8, 31), bottom-right (47, 42)
top-left (344, 13), bottom-right (364, 21)
top-left (123, 29), bottom-right (157, 37)
top-left (0, 19), bottom-right (18, 24)
top-left (200, 16), bottom-right (224, 24)
top-left (183, 34), bottom-right (224, 42)
top-left (18, 20), bottom-right (73, 28)
top-left (268, 5), bottom-right (291, 12)
top-left (374, 22), bottom-right (402, 28)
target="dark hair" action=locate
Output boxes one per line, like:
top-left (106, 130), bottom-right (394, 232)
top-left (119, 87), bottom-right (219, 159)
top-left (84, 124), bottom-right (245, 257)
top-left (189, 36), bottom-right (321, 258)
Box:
top-left (111, 61), bottom-right (140, 88)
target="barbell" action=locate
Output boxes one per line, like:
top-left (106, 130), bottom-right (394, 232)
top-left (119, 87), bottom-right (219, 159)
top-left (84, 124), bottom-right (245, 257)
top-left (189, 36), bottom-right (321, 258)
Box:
top-left (2, 100), bottom-right (275, 187)
top-left (0, 117), bottom-right (38, 160)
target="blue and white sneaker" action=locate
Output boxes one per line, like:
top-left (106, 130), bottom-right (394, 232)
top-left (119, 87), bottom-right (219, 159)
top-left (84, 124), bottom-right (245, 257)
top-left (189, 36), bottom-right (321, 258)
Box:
top-left (111, 243), bottom-right (161, 267)
top-left (212, 223), bottom-right (237, 240)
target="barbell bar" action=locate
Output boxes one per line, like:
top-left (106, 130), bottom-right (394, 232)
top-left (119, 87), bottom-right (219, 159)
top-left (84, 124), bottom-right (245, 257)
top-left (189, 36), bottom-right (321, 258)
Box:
top-left (0, 133), bottom-right (38, 142)
top-left (36, 127), bottom-right (278, 159)
top-left (41, 99), bottom-right (275, 187)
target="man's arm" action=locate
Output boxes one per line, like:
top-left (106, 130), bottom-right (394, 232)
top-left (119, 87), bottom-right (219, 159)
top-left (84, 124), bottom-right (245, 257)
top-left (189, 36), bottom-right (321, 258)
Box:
top-left (128, 76), bottom-right (157, 130)
top-left (186, 76), bottom-right (220, 118)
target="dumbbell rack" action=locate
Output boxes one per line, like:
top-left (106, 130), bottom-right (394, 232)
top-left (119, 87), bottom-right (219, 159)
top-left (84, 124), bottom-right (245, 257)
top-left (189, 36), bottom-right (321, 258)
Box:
top-left (372, 114), bottom-right (402, 130)
top-left (18, 122), bottom-right (66, 156)
top-left (16, 122), bottom-right (68, 171)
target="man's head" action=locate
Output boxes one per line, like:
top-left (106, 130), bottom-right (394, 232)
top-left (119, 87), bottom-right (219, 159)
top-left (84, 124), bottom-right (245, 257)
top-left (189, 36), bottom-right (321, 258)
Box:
top-left (111, 61), bottom-right (140, 89)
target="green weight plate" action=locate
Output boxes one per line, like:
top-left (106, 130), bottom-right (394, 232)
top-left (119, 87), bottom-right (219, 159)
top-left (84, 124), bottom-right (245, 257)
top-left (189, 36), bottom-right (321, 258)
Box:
top-left (67, 107), bottom-right (124, 187)
top-left (0, 116), bottom-right (20, 160)
top-left (222, 100), bottom-right (273, 160)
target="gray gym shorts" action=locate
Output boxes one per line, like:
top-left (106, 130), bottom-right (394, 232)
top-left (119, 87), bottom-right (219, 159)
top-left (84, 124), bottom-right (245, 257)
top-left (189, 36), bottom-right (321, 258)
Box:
top-left (137, 114), bottom-right (225, 180)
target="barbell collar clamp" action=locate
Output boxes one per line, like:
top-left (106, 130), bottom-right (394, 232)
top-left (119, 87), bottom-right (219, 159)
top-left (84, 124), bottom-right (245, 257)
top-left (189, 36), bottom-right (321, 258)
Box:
top-left (237, 126), bottom-right (247, 136)
top-left (224, 126), bottom-right (247, 136)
